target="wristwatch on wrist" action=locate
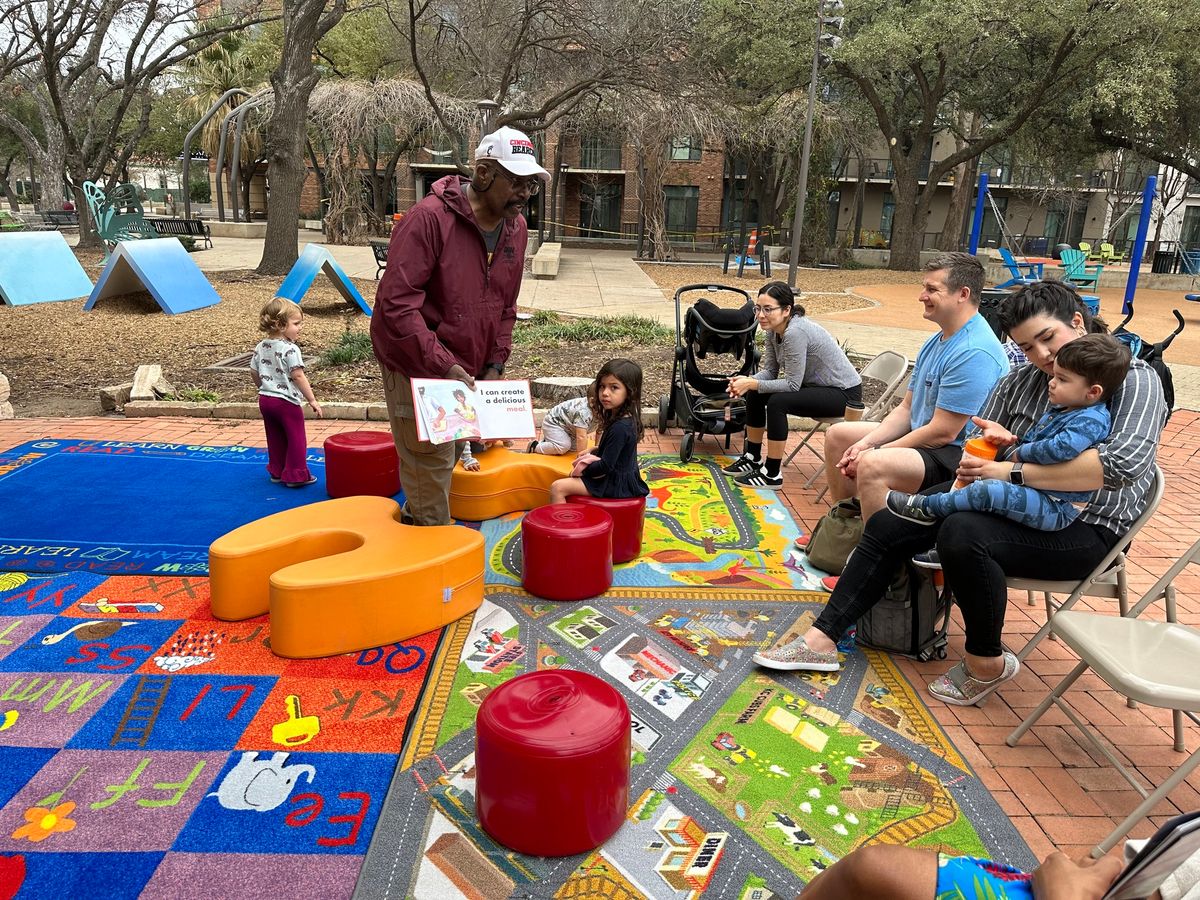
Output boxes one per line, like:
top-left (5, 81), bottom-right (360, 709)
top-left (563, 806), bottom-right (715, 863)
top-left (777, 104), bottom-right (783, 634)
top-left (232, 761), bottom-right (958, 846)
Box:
top-left (1009, 461), bottom-right (1025, 486)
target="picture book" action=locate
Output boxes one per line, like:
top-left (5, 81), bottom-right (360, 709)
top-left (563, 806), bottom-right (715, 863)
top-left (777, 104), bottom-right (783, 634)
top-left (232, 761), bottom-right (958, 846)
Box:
top-left (410, 378), bottom-right (536, 445)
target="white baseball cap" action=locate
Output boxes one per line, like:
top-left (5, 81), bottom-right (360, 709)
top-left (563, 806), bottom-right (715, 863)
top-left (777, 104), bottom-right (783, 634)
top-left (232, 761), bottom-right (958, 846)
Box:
top-left (474, 126), bottom-right (551, 183)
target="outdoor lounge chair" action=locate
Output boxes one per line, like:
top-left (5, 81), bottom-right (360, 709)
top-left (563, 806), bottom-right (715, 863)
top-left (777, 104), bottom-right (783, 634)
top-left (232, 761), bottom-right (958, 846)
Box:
top-left (1057, 248), bottom-right (1103, 289)
top-left (1099, 241), bottom-right (1127, 263)
top-left (996, 247), bottom-right (1043, 289)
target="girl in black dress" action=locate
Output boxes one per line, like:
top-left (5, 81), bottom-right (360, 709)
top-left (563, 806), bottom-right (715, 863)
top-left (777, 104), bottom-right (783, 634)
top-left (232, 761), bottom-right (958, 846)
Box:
top-left (548, 358), bottom-right (650, 503)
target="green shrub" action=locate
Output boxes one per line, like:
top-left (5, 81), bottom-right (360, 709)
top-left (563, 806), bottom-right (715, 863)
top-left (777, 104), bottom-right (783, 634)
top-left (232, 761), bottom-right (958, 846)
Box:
top-left (322, 330), bottom-right (374, 365)
top-left (173, 387), bottom-right (221, 403)
top-left (176, 236), bottom-right (197, 252)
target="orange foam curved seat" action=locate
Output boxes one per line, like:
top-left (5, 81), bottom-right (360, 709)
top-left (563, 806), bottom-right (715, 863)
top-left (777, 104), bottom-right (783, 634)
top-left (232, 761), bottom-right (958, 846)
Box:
top-left (450, 446), bottom-right (575, 521)
top-left (209, 495), bottom-right (484, 658)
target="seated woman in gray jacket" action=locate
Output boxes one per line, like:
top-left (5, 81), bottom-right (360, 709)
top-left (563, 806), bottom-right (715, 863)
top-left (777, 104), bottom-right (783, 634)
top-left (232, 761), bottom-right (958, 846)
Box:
top-left (725, 281), bottom-right (862, 490)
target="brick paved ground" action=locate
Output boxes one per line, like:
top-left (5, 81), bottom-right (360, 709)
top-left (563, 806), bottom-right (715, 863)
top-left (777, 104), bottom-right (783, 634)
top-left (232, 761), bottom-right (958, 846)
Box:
top-left (2, 412), bottom-right (1198, 866)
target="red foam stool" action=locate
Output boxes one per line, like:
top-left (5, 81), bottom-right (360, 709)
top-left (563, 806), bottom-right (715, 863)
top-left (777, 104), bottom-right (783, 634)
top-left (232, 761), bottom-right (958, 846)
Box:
top-left (567, 495), bottom-right (646, 563)
top-left (476, 669), bottom-right (630, 856)
top-left (521, 505), bottom-right (613, 601)
top-left (323, 431), bottom-right (400, 499)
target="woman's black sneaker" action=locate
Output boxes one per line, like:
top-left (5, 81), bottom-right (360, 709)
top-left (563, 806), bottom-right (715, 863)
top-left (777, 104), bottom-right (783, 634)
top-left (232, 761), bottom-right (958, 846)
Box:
top-left (722, 453), bottom-right (762, 475)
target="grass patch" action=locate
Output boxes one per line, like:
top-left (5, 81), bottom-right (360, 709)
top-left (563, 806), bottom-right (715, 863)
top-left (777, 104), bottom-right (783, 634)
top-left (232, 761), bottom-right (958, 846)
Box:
top-left (514, 311), bottom-right (670, 346)
top-left (172, 387), bottom-right (221, 403)
top-left (322, 330), bottom-right (374, 366)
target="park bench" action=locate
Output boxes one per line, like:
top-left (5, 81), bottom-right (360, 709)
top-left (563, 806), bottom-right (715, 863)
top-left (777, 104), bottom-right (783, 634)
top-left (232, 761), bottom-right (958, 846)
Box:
top-left (83, 181), bottom-right (158, 255)
top-left (532, 241), bottom-right (561, 278)
top-left (370, 239), bottom-right (389, 279)
top-left (146, 217), bottom-right (213, 249)
top-left (41, 210), bottom-right (79, 229)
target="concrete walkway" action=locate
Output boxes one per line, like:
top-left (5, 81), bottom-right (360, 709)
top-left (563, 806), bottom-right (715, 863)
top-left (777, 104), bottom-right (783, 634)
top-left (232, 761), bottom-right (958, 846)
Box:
top-left (190, 236), bottom-right (1200, 411)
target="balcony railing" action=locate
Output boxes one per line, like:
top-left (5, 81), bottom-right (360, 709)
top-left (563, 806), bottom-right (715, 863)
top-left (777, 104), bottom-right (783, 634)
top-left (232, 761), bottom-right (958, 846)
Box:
top-left (835, 159), bottom-right (1118, 190)
top-left (578, 145), bottom-right (623, 170)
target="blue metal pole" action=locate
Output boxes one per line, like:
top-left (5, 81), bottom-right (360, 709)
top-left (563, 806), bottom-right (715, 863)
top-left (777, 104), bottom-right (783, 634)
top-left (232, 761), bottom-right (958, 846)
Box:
top-left (1122, 175), bottom-right (1156, 315)
top-left (969, 172), bottom-right (988, 254)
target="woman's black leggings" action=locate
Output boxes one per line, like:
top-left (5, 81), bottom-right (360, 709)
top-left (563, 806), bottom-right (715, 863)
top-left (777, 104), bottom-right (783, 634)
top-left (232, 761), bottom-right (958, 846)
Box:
top-left (745, 383), bottom-right (863, 442)
top-left (811, 495), bottom-right (1122, 658)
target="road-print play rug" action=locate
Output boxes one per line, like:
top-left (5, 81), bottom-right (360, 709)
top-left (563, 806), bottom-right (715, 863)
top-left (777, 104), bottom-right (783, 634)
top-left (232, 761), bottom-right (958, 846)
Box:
top-left (0, 439), bottom-right (385, 577)
top-left (0, 570), bottom-right (438, 898)
top-left (354, 586), bottom-right (1034, 899)
top-left (482, 454), bottom-right (835, 591)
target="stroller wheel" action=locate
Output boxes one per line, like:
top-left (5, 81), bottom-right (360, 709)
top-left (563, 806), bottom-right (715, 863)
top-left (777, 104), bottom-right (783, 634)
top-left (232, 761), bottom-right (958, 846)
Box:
top-left (680, 432), bottom-right (696, 464)
top-left (658, 395), bottom-right (670, 434)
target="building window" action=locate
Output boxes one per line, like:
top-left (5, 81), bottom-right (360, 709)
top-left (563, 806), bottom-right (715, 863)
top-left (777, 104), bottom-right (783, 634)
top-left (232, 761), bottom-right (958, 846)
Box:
top-left (664, 185), bottom-right (699, 235)
top-left (426, 133), bottom-right (467, 164)
top-left (580, 136), bottom-right (622, 170)
top-left (1181, 206), bottom-right (1200, 246)
top-left (579, 178), bottom-right (623, 237)
top-left (670, 136), bottom-right (702, 162)
top-left (880, 193), bottom-right (895, 243)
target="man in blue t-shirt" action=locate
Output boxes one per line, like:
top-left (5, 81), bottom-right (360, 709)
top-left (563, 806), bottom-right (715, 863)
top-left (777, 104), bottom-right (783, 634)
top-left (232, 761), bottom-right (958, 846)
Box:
top-left (821, 252), bottom-right (1008, 519)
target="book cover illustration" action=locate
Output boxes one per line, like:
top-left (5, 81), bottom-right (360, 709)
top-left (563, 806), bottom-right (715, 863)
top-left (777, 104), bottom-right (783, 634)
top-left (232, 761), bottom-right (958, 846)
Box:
top-left (411, 378), bottom-right (536, 445)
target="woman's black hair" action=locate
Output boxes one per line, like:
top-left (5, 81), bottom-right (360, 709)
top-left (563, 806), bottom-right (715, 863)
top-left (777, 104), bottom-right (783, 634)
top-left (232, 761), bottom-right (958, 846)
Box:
top-left (759, 281), bottom-right (805, 317)
top-left (998, 280), bottom-right (1109, 335)
top-left (590, 358), bottom-right (644, 441)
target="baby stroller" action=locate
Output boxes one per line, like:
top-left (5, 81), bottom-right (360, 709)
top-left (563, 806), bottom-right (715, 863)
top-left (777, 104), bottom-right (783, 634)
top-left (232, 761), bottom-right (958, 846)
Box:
top-left (658, 284), bottom-right (759, 463)
top-left (1112, 307), bottom-right (1184, 420)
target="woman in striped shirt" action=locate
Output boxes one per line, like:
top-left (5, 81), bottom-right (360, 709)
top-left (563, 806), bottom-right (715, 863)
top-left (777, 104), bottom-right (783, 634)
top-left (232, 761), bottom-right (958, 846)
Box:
top-left (755, 281), bottom-right (1167, 707)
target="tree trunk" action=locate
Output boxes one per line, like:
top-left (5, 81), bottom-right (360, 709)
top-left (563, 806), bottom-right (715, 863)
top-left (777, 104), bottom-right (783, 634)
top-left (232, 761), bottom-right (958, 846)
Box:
top-left (937, 157), bottom-right (976, 251)
top-left (257, 0), bottom-right (346, 275)
top-left (0, 157), bottom-right (19, 211)
top-left (887, 162), bottom-right (931, 270)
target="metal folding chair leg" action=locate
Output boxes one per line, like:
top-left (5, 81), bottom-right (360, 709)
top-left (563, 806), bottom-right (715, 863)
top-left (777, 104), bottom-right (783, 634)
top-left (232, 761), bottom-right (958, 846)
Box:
top-left (782, 422), bottom-right (822, 468)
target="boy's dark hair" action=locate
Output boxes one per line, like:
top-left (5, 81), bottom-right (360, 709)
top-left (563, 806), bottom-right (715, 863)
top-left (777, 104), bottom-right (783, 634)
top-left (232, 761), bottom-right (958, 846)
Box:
top-left (1053, 333), bottom-right (1131, 400)
top-left (923, 252), bottom-right (984, 305)
top-left (453, 389), bottom-right (467, 401)
top-left (590, 357), bottom-right (644, 441)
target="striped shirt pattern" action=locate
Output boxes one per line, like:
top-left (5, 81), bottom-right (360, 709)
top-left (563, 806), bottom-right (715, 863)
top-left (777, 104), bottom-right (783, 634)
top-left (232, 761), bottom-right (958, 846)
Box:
top-left (973, 358), bottom-right (1166, 534)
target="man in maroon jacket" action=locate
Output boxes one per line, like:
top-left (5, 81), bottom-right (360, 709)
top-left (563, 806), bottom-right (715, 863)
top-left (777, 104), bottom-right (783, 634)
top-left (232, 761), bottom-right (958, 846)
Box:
top-left (371, 126), bottom-right (550, 525)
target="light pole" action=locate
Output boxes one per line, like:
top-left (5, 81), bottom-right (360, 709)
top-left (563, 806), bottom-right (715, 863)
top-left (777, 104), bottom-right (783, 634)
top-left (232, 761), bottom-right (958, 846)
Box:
top-left (787, 0), bottom-right (844, 287)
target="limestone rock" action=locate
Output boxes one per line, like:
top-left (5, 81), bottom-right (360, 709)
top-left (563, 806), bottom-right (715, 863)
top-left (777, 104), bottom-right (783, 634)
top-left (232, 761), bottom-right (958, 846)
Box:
top-left (531, 376), bottom-right (592, 404)
top-left (0, 372), bottom-right (9, 403)
top-left (152, 376), bottom-right (177, 399)
top-left (130, 365), bottom-right (163, 402)
top-left (0, 401), bottom-right (12, 419)
top-left (99, 382), bottom-right (133, 412)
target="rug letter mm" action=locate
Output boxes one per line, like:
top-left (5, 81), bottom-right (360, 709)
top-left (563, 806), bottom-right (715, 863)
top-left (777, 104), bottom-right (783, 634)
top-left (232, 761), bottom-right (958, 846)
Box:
top-left (0, 232), bottom-right (93, 306)
top-left (277, 243), bottom-right (372, 316)
top-left (84, 239), bottom-right (220, 315)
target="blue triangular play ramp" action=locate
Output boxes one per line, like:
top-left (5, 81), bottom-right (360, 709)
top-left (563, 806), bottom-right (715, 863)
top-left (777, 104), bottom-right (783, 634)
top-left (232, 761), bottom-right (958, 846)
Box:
top-left (277, 242), bottom-right (372, 315)
top-left (84, 238), bottom-right (221, 315)
top-left (0, 231), bottom-right (94, 305)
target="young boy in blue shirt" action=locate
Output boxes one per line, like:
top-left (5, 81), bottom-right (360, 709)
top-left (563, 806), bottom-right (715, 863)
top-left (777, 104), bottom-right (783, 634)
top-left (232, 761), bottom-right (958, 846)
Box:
top-left (886, 333), bottom-right (1131, 532)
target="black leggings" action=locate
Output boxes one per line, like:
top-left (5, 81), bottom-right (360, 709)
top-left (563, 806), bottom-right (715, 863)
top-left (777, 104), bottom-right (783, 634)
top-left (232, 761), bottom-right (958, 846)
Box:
top-left (811, 488), bottom-right (1121, 658)
top-left (745, 383), bottom-right (863, 442)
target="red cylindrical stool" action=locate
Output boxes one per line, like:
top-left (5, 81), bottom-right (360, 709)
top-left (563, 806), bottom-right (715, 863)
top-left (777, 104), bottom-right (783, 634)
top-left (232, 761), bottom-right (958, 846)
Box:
top-left (476, 669), bottom-right (630, 856)
top-left (323, 431), bottom-right (400, 499)
top-left (521, 505), bottom-right (613, 601)
top-left (567, 495), bottom-right (646, 563)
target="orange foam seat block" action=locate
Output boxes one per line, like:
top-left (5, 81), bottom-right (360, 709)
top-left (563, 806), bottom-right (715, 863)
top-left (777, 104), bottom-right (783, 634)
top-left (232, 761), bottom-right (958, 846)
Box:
top-left (209, 495), bottom-right (484, 658)
top-left (450, 447), bottom-right (575, 521)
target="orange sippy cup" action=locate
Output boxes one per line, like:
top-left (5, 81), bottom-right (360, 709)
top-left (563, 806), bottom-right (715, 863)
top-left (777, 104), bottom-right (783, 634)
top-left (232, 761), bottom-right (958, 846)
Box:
top-left (952, 437), bottom-right (998, 490)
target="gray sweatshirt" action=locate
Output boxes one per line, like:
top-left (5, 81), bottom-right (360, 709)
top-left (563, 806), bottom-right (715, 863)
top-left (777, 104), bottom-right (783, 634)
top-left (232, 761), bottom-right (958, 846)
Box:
top-left (752, 315), bottom-right (861, 394)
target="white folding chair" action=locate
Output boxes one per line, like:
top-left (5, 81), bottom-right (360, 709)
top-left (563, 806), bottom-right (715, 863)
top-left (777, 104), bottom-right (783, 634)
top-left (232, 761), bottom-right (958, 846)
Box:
top-left (783, 350), bottom-right (909, 499)
top-left (1006, 533), bottom-right (1200, 857)
top-left (1007, 465), bottom-right (1165, 663)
